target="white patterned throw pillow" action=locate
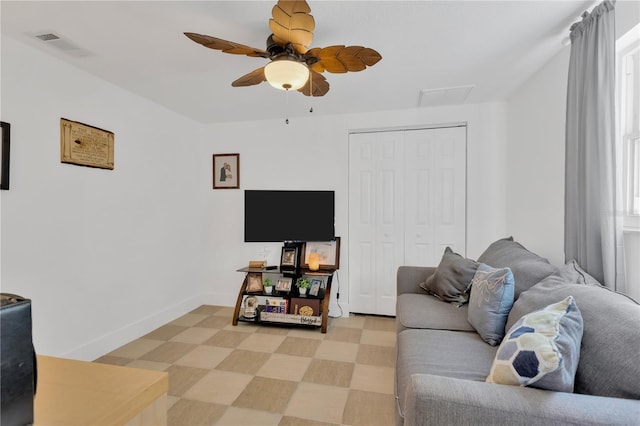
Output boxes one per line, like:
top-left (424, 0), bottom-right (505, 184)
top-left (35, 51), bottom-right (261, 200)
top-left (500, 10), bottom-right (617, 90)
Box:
top-left (486, 296), bottom-right (583, 392)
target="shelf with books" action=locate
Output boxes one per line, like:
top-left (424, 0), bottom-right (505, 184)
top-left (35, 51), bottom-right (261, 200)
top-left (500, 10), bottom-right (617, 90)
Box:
top-left (232, 266), bottom-right (335, 333)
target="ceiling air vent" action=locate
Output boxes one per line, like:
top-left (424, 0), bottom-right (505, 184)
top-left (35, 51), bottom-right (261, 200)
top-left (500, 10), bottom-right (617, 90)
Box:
top-left (418, 85), bottom-right (474, 107)
top-left (35, 33), bottom-right (60, 41)
top-left (31, 31), bottom-right (91, 57)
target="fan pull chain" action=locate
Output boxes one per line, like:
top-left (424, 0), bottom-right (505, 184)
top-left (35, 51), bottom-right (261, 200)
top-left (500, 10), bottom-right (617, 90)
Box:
top-left (285, 88), bottom-right (290, 124)
top-left (309, 69), bottom-right (314, 114)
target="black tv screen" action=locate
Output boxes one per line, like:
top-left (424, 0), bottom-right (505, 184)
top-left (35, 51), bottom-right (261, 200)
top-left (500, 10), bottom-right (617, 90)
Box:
top-left (244, 190), bottom-right (335, 242)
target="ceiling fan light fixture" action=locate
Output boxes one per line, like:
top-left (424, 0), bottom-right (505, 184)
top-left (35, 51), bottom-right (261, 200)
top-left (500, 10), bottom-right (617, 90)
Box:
top-left (264, 58), bottom-right (309, 91)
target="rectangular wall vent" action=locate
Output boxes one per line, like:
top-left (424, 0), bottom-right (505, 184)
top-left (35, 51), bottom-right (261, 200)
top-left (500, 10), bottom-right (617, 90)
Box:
top-left (418, 85), bottom-right (474, 108)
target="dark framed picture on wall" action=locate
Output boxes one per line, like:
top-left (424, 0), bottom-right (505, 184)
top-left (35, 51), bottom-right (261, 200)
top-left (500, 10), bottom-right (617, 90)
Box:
top-left (213, 153), bottom-right (239, 189)
top-left (1, 121), bottom-right (10, 190)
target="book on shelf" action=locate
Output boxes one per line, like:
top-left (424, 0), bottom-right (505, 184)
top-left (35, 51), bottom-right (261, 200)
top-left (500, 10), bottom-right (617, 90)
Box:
top-left (264, 298), bottom-right (288, 314)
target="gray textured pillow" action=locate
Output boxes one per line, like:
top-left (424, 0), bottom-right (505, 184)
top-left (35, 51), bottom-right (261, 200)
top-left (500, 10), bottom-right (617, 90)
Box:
top-left (420, 247), bottom-right (479, 305)
top-left (477, 237), bottom-right (559, 298)
top-left (487, 296), bottom-right (583, 393)
top-left (467, 264), bottom-right (515, 346)
top-left (507, 276), bottom-right (640, 399)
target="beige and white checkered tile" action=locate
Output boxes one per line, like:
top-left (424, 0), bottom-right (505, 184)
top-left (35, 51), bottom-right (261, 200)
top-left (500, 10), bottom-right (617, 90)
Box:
top-left (302, 359), bottom-right (354, 387)
top-left (174, 344), bottom-right (233, 370)
top-left (342, 389), bottom-right (396, 426)
top-left (169, 313), bottom-right (210, 327)
top-left (360, 329), bottom-right (396, 347)
top-left (236, 332), bottom-right (287, 353)
top-left (167, 398), bottom-right (226, 426)
top-left (215, 349), bottom-right (271, 375)
top-left (284, 382), bottom-right (349, 425)
top-left (143, 324), bottom-right (188, 341)
top-left (171, 326), bottom-right (219, 344)
top-left (106, 338), bottom-right (163, 359)
top-left (182, 369), bottom-right (253, 405)
top-left (349, 364), bottom-right (395, 394)
top-left (314, 340), bottom-right (359, 362)
top-left (139, 341), bottom-right (198, 363)
top-left (94, 306), bottom-right (397, 426)
top-left (275, 336), bottom-right (321, 357)
top-left (256, 353), bottom-right (312, 382)
top-left (232, 376), bottom-right (298, 413)
top-left (355, 344), bottom-right (395, 367)
top-left (216, 406), bottom-right (282, 425)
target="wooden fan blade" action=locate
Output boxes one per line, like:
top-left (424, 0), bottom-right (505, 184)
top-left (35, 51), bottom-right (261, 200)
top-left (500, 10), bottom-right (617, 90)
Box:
top-left (297, 70), bottom-right (329, 97)
top-left (184, 32), bottom-right (269, 58)
top-left (231, 67), bottom-right (266, 87)
top-left (307, 45), bottom-right (382, 74)
top-left (269, 0), bottom-right (315, 54)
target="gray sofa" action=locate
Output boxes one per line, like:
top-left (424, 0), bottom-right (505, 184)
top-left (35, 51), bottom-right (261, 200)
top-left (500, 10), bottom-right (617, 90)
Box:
top-left (395, 238), bottom-right (640, 425)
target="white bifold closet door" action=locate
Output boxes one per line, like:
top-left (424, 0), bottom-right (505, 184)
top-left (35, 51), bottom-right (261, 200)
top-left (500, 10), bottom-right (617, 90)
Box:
top-left (348, 126), bottom-right (466, 316)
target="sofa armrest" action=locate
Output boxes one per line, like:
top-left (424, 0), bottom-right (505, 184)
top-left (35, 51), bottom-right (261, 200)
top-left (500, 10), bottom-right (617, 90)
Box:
top-left (397, 266), bottom-right (434, 296)
top-left (403, 374), bottom-right (640, 426)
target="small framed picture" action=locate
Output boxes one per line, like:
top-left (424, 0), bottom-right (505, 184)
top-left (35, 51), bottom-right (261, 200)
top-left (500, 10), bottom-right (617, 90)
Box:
top-left (246, 272), bottom-right (263, 293)
top-left (280, 246), bottom-right (299, 270)
top-left (275, 277), bottom-right (293, 292)
top-left (243, 295), bottom-right (259, 319)
top-left (309, 279), bottom-right (322, 296)
top-left (212, 153), bottom-right (239, 189)
top-left (302, 237), bottom-right (341, 270)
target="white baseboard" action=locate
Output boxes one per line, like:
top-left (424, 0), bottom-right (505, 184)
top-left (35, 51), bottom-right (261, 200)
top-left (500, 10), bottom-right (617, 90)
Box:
top-left (61, 292), bottom-right (347, 361)
top-left (62, 294), bottom-right (205, 361)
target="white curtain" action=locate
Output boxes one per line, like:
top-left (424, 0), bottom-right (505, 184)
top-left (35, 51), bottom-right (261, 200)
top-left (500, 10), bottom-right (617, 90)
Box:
top-left (565, 0), bottom-right (626, 292)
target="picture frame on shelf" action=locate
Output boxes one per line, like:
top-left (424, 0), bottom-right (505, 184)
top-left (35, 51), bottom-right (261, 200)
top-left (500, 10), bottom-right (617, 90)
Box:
top-left (309, 279), bottom-right (322, 296)
top-left (280, 246), bottom-right (299, 270)
top-left (212, 153), bottom-right (239, 189)
top-left (246, 272), bottom-right (263, 293)
top-left (275, 277), bottom-right (293, 292)
top-left (302, 237), bottom-right (341, 270)
top-left (243, 295), bottom-right (259, 319)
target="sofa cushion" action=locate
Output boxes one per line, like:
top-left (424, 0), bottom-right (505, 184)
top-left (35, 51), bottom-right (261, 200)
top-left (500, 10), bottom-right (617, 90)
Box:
top-left (507, 276), bottom-right (640, 399)
top-left (419, 247), bottom-right (479, 305)
top-left (396, 328), bottom-right (497, 419)
top-left (467, 264), bottom-right (515, 346)
top-left (477, 237), bottom-right (558, 298)
top-left (487, 296), bottom-right (583, 392)
top-left (396, 293), bottom-right (475, 333)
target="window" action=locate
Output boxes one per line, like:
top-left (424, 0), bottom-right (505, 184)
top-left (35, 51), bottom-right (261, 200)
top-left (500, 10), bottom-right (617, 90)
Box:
top-left (617, 24), bottom-right (640, 230)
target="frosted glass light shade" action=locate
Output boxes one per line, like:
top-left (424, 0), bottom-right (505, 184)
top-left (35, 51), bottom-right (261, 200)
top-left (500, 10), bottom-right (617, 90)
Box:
top-left (264, 59), bottom-right (309, 91)
top-left (308, 253), bottom-right (320, 271)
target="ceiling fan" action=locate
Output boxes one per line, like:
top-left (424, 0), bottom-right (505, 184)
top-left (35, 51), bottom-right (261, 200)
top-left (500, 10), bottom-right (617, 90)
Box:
top-left (184, 0), bottom-right (382, 97)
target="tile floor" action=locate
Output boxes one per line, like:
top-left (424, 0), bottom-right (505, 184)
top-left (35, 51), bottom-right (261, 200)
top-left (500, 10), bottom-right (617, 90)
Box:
top-left (95, 305), bottom-right (397, 426)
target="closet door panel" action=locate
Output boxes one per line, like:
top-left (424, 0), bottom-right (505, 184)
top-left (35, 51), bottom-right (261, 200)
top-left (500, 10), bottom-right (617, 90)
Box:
top-left (348, 134), bottom-right (377, 314)
top-left (433, 127), bottom-right (467, 256)
top-left (375, 133), bottom-right (405, 315)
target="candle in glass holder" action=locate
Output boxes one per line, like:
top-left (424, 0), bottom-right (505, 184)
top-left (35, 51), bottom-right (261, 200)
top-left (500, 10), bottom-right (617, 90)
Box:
top-left (308, 253), bottom-right (320, 271)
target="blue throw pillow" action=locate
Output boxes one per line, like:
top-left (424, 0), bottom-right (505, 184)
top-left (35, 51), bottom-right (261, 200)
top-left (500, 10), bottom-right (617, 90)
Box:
top-left (467, 264), bottom-right (515, 346)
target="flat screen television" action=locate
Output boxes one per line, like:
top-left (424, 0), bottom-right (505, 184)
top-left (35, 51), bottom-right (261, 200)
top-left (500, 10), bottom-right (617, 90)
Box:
top-left (244, 190), bottom-right (335, 242)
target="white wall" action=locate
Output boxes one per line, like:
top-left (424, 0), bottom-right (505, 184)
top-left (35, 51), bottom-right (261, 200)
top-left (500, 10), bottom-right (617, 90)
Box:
top-left (506, 1), bottom-right (640, 288)
top-left (200, 103), bottom-right (509, 314)
top-left (0, 37), bottom-right (205, 360)
top-left (506, 48), bottom-right (569, 267)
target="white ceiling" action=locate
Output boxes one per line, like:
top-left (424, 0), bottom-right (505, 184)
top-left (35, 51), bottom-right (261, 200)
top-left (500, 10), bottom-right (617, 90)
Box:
top-left (1, 0), bottom-right (597, 124)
